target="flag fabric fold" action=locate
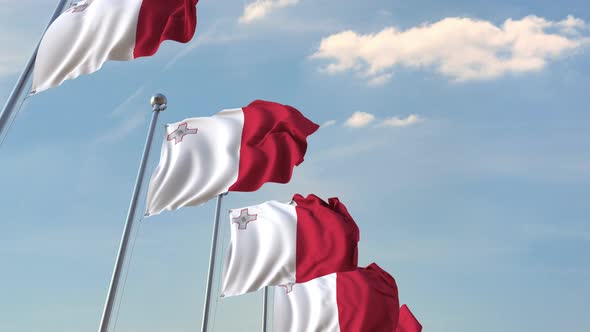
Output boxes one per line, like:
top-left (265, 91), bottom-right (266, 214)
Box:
top-left (31, 0), bottom-right (198, 93)
top-left (229, 101), bottom-right (320, 192)
top-left (273, 263), bottom-right (402, 332)
top-left (145, 100), bottom-right (319, 216)
top-left (396, 305), bottom-right (423, 332)
top-left (220, 194), bottom-right (359, 297)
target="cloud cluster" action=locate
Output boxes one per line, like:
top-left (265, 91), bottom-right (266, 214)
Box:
top-left (345, 111), bottom-right (375, 128)
top-left (239, 0), bottom-right (300, 24)
top-left (322, 120), bottom-right (337, 127)
top-left (380, 114), bottom-right (423, 127)
top-left (311, 15), bottom-right (589, 84)
top-left (340, 112), bottom-right (423, 128)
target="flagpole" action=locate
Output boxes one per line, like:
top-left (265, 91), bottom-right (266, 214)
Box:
top-left (201, 193), bottom-right (225, 332)
top-left (0, 0), bottom-right (69, 140)
top-left (97, 93), bottom-right (167, 332)
top-left (262, 287), bottom-right (269, 332)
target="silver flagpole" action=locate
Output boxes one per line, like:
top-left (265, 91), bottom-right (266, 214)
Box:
top-left (201, 194), bottom-right (225, 332)
top-left (97, 94), bottom-right (167, 332)
top-left (0, 0), bottom-right (69, 139)
top-left (262, 287), bottom-right (269, 332)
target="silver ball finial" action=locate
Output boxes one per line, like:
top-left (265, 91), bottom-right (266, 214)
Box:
top-left (150, 93), bottom-right (167, 112)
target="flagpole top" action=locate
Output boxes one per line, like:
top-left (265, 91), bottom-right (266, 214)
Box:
top-left (151, 93), bottom-right (167, 112)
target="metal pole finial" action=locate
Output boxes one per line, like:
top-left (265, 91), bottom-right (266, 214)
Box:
top-left (150, 93), bottom-right (167, 112)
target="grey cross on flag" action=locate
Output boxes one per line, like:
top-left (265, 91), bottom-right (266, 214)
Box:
top-left (68, 0), bottom-right (93, 13)
top-left (232, 209), bottom-right (258, 230)
top-left (167, 122), bottom-right (198, 144)
top-left (279, 282), bottom-right (295, 294)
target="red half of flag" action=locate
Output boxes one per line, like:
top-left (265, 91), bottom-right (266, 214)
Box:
top-left (229, 100), bottom-right (320, 192)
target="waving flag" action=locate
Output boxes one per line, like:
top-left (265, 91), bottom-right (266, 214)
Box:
top-left (145, 100), bottom-right (319, 216)
top-left (31, 0), bottom-right (199, 93)
top-left (220, 194), bottom-right (359, 297)
top-left (273, 263), bottom-right (407, 332)
top-left (397, 305), bottom-right (423, 332)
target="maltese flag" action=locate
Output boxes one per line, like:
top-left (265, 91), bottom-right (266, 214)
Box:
top-left (220, 194), bottom-right (360, 297)
top-left (145, 100), bottom-right (319, 216)
top-left (31, 0), bottom-right (199, 93)
top-left (397, 305), bottom-right (423, 332)
top-left (274, 263), bottom-right (422, 332)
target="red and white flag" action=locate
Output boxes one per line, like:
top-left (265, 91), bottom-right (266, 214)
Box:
top-left (220, 194), bottom-right (359, 297)
top-left (145, 100), bottom-right (319, 216)
top-left (273, 263), bottom-right (411, 332)
top-left (31, 0), bottom-right (199, 93)
top-left (396, 305), bottom-right (423, 332)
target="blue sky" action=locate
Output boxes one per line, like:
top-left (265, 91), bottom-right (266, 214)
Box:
top-left (1, 0), bottom-right (589, 331)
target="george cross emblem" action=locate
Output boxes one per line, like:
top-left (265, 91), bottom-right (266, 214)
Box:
top-left (231, 209), bottom-right (258, 230)
top-left (66, 0), bottom-right (94, 13)
top-left (279, 282), bottom-right (295, 294)
top-left (167, 122), bottom-right (198, 144)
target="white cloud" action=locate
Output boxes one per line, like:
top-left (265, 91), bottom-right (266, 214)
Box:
top-left (93, 111), bottom-right (146, 145)
top-left (345, 111), bottom-right (375, 128)
top-left (239, 0), bottom-right (300, 24)
top-left (0, 1), bottom-right (58, 78)
top-left (89, 85), bottom-right (153, 145)
top-left (367, 73), bottom-right (393, 86)
top-left (557, 15), bottom-right (588, 35)
top-left (110, 85), bottom-right (147, 117)
top-left (311, 15), bottom-right (590, 83)
top-left (321, 120), bottom-right (337, 127)
top-left (163, 18), bottom-right (250, 71)
top-left (379, 114), bottom-right (423, 127)
top-left (340, 113), bottom-right (424, 129)
top-left (163, 12), bottom-right (339, 71)
top-left (0, 54), bottom-right (24, 77)
top-left (377, 9), bottom-right (392, 17)
top-left (0, 32), bottom-right (39, 78)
